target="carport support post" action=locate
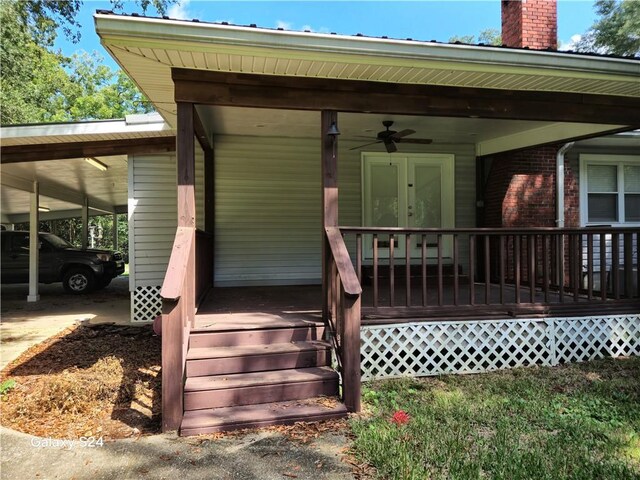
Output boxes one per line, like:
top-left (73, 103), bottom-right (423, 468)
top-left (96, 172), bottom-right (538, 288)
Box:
top-left (27, 181), bottom-right (40, 302)
top-left (112, 213), bottom-right (118, 250)
top-left (81, 197), bottom-right (89, 250)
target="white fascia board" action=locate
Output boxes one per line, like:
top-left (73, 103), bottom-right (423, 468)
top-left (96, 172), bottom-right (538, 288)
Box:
top-left (476, 123), bottom-right (626, 156)
top-left (0, 114), bottom-right (171, 141)
top-left (94, 14), bottom-right (640, 82)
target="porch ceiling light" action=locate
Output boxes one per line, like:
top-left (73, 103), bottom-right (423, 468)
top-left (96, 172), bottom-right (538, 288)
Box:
top-left (327, 122), bottom-right (341, 136)
top-left (85, 157), bottom-right (108, 171)
top-left (38, 206), bottom-right (50, 212)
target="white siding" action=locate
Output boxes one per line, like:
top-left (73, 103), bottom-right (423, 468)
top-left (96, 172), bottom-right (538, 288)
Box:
top-left (214, 135), bottom-right (476, 286)
top-left (129, 154), bottom-right (177, 288)
top-left (196, 142), bottom-right (205, 231)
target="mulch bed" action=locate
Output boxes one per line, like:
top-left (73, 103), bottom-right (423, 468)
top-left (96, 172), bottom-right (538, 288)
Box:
top-left (0, 323), bottom-right (373, 477)
top-left (0, 323), bottom-right (161, 439)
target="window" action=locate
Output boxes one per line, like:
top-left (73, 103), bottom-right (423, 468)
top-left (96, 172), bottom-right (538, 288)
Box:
top-left (581, 155), bottom-right (640, 225)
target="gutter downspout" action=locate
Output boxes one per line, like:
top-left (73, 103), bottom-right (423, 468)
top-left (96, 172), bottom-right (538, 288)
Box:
top-left (556, 142), bottom-right (574, 228)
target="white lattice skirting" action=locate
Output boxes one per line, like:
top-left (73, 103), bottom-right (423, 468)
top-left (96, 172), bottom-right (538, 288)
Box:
top-left (131, 286), bottom-right (162, 323)
top-left (361, 314), bottom-right (640, 380)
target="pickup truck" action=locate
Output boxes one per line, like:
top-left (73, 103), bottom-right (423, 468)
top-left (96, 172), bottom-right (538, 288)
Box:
top-left (1, 231), bottom-right (125, 294)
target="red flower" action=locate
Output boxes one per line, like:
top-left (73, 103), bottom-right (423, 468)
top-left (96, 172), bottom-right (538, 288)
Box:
top-left (391, 410), bottom-right (411, 425)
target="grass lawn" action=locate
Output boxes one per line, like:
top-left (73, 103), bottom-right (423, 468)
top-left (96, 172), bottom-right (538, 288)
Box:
top-left (350, 357), bottom-right (640, 480)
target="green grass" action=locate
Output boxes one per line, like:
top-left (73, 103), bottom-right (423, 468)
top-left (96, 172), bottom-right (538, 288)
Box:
top-left (350, 357), bottom-right (640, 480)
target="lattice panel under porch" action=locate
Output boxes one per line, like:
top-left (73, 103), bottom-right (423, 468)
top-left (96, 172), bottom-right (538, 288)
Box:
top-left (361, 315), bottom-right (640, 381)
top-left (554, 315), bottom-right (640, 363)
top-left (131, 285), bottom-right (162, 323)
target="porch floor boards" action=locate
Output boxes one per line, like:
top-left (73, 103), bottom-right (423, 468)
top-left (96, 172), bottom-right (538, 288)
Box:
top-left (195, 284), bottom-right (634, 327)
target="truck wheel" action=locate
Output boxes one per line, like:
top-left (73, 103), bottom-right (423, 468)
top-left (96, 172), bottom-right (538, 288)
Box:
top-left (63, 267), bottom-right (95, 294)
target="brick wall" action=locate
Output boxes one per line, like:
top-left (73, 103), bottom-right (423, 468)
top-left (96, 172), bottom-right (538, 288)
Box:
top-left (502, 0), bottom-right (557, 50)
top-left (482, 145), bottom-right (579, 228)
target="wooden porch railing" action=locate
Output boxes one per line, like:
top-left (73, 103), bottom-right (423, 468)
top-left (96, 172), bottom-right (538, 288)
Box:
top-left (340, 227), bottom-right (639, 318)
top-left (160, 226), bottom-right (195, 432)
top-left (325, 227), bottom-right (362, 412)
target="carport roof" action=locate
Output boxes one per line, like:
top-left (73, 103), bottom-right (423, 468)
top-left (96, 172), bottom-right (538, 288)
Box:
top-left (0, 113), bottom-right (176, 223)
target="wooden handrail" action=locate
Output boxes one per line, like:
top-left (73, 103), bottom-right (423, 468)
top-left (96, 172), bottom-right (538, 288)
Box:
top-left (325, 227), bottom-right (362, 296)
top-left (161, 226), bottom-right (195, 300)
top-left (340, 226), bottom-right (640, 235)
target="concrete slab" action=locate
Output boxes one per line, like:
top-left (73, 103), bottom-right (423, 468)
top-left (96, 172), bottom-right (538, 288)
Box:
top-left (1, 276), bottom-right (131, 370)
top-left (0, 426), bottom-right (355, 480)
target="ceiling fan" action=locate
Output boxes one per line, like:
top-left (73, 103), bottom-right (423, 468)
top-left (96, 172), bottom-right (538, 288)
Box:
top-left (350, 120), bottom-right (433, 153)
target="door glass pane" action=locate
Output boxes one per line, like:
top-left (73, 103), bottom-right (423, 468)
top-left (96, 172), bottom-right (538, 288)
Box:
top-left (625, 194), bottom-right (640, 222)
top-left (413, 165), bottom-right (441, 228)
top-left (624, 165), bottom-right (640, 193)
top-left (588, 194), bottom-right (617, 222)
top-left (587, 165), bottom-right (617, 192)
top-left (370, 164), bottom-right (398, 227)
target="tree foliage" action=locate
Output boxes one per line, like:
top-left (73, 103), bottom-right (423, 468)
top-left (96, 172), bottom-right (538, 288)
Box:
top-left (576, 0), bottom-right (640, 57)
top-left (0, 0), bottom-right (172, 125)
top-left (449, 29), bottom-right (502, 46)
top-left (15, 214), bottom-right (129, 259)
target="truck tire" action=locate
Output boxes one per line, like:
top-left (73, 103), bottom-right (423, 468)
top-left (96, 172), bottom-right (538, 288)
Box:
top-left (63, 267), bottom-right (95, 294)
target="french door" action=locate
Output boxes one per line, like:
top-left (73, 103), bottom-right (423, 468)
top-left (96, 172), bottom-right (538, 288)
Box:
top-left (362, 153), bottom-right (455, 259)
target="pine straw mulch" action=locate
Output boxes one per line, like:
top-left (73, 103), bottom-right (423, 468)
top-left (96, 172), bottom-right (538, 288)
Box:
top-left (0, 323), bottom-right (162, 439)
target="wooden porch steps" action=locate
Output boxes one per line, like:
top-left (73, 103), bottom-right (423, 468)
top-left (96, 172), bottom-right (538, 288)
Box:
top-left (180, 312), bottom-right (345, 436)
top-left (181, 399), bottom-right (348, 436)
top-left (186, 341), bottom-right (331, 376)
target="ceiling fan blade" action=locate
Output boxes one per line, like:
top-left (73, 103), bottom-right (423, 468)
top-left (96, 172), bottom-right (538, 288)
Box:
top-left (396, 138), bottom-right (433, 144)
top-left (384, 139), bottom-right (397, 153)
top-left (349, 140), bottom-right (382, 150)
top-left (390, 129), bottom-right (416, 140)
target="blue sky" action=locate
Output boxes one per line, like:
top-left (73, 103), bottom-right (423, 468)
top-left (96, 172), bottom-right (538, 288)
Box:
top-left (57, 0), bottom-right (598, 71)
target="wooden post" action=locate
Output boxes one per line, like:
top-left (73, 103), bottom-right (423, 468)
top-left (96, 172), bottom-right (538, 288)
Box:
top-left (27, 181), bottom-right (40, 302)
top-left (341, 294), bottom-right (361, 412)
top-left (161, 102), bottom-right (196, 433)
top-left (177, 101), bottom-right (196, 324)
top-left (321, 110), bottom-right (338, 322)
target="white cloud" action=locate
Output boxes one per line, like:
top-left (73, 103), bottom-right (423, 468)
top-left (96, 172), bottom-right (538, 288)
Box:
top-left (276, 20), bottom-right (292, 30)
top-left (559, 34), bottom-right (582, 51)
top-left (168, 0), bottom-right (192, 20)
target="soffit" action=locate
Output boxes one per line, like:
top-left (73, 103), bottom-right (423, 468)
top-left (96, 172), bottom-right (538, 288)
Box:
top-left (95, 15), bottom-right (640, 128)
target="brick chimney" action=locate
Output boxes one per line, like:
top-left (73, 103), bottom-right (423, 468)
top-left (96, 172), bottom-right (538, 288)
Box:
top-left (502, 0), bottom-right (557, 50)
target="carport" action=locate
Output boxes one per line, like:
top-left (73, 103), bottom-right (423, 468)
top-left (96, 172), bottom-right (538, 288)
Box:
top-left (0, 113), bottom-right (175, 303)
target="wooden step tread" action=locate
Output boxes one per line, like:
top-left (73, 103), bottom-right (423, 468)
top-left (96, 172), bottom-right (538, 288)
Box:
top-left (187, 341), bottom-right (330, 360)
top-left (184, 367), bottom-right (337, 392)
top-left (180, 398), bottom-right (347, 436)
top-left (192, 313), bottom-right (323, 333)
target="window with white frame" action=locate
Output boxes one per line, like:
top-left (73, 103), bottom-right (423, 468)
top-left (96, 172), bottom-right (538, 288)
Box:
top-left (580, 155), bottom-right (640, 225)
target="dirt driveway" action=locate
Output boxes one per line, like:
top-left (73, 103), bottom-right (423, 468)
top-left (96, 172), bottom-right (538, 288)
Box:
top-left (1, 276), bottom-right (131, 370)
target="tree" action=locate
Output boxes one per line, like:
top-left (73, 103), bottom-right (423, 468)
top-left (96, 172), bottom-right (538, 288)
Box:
top-left (576, 0), bottom-right (640, 57)
top-left (0, 1), bottom-right (72, 124)
top-left (1, 0), bottom-right (173, 125)
top-left (14, 0), bottom-right (175, 46)
top-left (46, 52), bottom-right (154, 122)
top-left (449, 29), bottom-right (502, 46)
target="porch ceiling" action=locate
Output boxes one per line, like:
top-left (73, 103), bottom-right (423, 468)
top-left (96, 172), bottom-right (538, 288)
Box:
top-left (196, 106), bottom-right (620, 156)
